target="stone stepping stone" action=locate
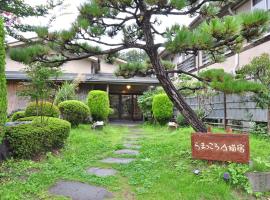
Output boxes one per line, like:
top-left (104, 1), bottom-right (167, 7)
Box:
top-left (124, 140), bottom-right (138, 144)
top-left (86, 167), bottom-right (117, 177)
top-left (123, 143), bottom-right (141, 149)
top-left (49, 180), bottom-right (113, 200)
top-left (126, 135), bottom-right (144, 139)
top-left (101, 157), bottom-right (135, 164)
top-left (114, 149), bottom-right (139, 155)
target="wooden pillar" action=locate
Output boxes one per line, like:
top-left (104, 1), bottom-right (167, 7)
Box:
top-left (223, 93), bottom-right (227, 131)
top-left (106, 84), bottom-right (110, 93)
top-left (131, 95), bottom-right (134, 121)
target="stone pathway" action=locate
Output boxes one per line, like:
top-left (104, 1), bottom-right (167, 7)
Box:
top-left (86, 167), bottom-right (117, 177)
top-left (49, 127), bottom-right (144, 200)
top-left (123, 143), bottom-right (141, 149)
top-left (101, 157), bottom-right (135, 164)
top-left (49, 181), bottom-right (114, 200)
top-left (114, 149), bottom-right (139, 155)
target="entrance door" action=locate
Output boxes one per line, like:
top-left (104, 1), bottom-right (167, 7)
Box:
top-left (109, 94), bottom-right (142, 121)
top-left (121, 95), bottom-right (132, 120)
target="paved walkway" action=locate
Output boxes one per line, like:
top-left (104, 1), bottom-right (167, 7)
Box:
top-left (49, 126), bottom-right (144, 200)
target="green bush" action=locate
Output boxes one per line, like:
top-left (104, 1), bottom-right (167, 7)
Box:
top-left (54, 81), bottom-right (79, 105)
top-left (137, 88), bottom-right (163, 121)
top-left (152, 94), bottom-right (173, 125)
top-left (87, 90), bottom-right (110, 121)
top-left (11, 111), bottom-right (25, 121)
top-left (25, 102), bottom-right (60, 118)
top-left (4, 117), bottom-right (71, 159)
top-left (176, 114), bottom-right (189, 126)
top-left (17, 116), bottom-right (38, 122)
top-left (59, 100), bottom-right (90, 126)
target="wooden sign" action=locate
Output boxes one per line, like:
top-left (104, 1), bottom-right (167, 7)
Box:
top-left (191, 133), bottom-right (250, 163)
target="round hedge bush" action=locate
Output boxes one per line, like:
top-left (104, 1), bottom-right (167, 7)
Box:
top-left (87, 90), bottom-right (110, 121)
top-left (152, 93), bottom-right (173, 125)
top-left (4, 117), bottom-right (71, 159)
top-left (17, 116), bottom-right (38, 122)
top-left (25, 102), bottom-right (60, 118)
top-left (59, 100), bottom-right (90, 126)
top-left (11, 111), bottom-right (25, 121)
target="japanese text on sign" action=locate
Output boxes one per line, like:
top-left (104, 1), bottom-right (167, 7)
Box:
top-left (194, 142), bottom-right (245, 153)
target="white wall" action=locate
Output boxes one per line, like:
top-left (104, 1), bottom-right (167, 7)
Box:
top-left (6, 55), bottom-right (119, 74)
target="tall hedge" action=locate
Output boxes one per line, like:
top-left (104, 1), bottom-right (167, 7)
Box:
top-left (87, 90), bottom-right (110, 121)
top-left (0, 18), bottom-right (7, 132)
top-left (152, 93), bottom-right (173, 125)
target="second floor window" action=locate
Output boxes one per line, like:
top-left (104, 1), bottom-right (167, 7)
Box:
top-left (252, 0), bottom-right (267, 10)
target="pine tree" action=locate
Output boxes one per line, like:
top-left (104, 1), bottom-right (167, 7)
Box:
top-left (10, 1), bottom-right (270, 132)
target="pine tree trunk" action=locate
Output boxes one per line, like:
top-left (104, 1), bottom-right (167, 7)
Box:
top-left (156, 72), bottom-right (207, 132)
top-left (147, 51), bottom-right (207, 132)
top-left (142, 14), bottom-right (207, 132)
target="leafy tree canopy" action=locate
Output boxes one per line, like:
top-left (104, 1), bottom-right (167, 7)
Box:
top-left (119, 49), bottom-right (148, 63)
top-left (199, 69), bottom-right (264, 94)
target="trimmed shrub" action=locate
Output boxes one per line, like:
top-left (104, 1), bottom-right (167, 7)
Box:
top-left (0, 18), bottom-right (7, 133)
top-left (25, 102), bottom-right (60, 118)
top-left (152, 94), bottom-right (173, 125)
top-left (17, 116), bottom-right (38, 122)
top-left (59, 100), bottom-right (90, 126)
top-left (11, 111), bottom-right (25, 122)
top-left (87, 90), bottom-right (110, 121)
top-left (4, 117), bottom-right (71, 159)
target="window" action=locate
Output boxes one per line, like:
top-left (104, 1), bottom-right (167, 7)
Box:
top-left (252, 0), bottom-right (267, 10)
top-left (253, 0), bottom-right (263, 5)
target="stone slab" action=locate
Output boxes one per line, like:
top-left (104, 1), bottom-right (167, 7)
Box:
top-left (114, 149), bottom-right (139, 155)
top-left (101, 157), bottom-right (135, 164)
top-left (49, 180), bottom-right (113, 200)
top-left (125, 135), bottom-right (145, 140)
top-left (123, 144), bottom-right (141, 149)
top-left (86, 167), bottom-right (117, 177)
top-left (247, 172), bottom-right (270, 192)
top-left (123, 140), bottom-right (138, 144)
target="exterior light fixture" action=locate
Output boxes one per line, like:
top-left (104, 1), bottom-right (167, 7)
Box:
top-left (126, 85), bottom-right (131, 90)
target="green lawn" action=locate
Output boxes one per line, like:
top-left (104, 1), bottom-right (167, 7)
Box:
top-left (0, 124), bottom-right (269, 199)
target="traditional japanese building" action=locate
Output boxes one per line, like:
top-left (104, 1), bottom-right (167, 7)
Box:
top-left (6, 41), bottom-right (159, 121)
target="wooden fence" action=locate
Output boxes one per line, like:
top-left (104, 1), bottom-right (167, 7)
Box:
top-left (184, 93), bottom-right (268, 130)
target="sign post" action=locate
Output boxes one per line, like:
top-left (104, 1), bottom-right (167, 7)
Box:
top-left (191, 133), bottom-right (250, 164)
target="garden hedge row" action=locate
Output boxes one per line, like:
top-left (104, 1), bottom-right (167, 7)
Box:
top-left (4, 117), bottom-right (71, 159)
top-left (59, 100), bottom-right (90, 126)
